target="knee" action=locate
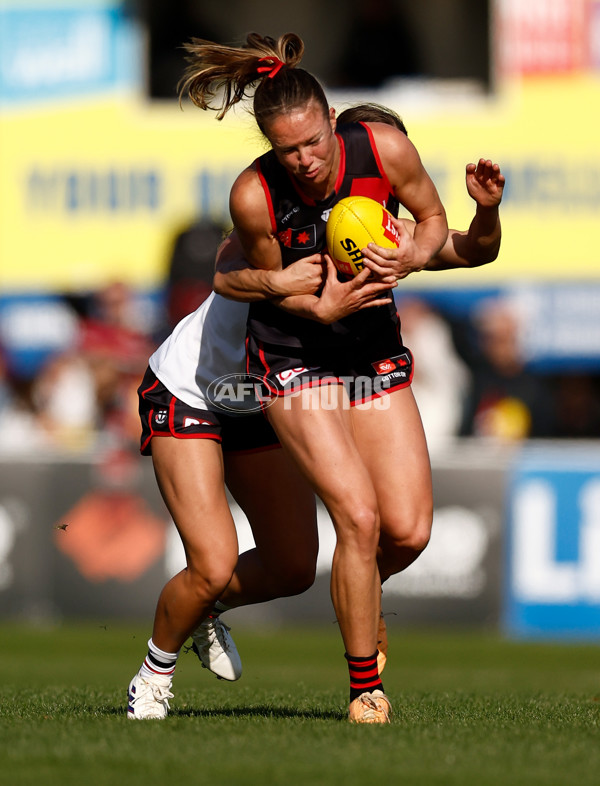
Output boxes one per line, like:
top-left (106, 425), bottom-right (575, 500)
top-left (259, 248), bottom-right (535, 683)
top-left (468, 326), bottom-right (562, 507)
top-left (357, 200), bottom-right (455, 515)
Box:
top-left (404, 526), bottom-right (431, 557)
top-left (269, 551), bottom-right (318, 597)
top-left (404, 513), bottom-right (433, 556)
top-left (186, 560), bottom-right (236, 604)
top-left (382, 507), bottom-right (433, 563)
top-left (336, 503), bottom-right (380, 552)
top-left (279, 561), bottom-right (317, 597)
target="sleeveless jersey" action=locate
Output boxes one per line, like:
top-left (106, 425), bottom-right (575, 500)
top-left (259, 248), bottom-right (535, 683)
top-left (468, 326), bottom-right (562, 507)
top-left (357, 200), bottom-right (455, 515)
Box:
top-left (247, 122), bottom-right (400, 351)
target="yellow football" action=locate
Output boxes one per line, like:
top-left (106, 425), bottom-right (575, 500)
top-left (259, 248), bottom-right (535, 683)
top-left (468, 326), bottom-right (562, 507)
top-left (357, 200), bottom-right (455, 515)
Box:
top-left (326, 196), bottom-right (400, 277)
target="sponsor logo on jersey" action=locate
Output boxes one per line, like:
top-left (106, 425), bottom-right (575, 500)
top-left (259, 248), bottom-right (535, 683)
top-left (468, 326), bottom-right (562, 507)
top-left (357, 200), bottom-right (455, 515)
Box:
top-left (183, 416), bottom-right (212, 428)
top-left (281, 206), bottom-right (301, 224)
top-left (372, 359), bottom-right (395, 375)
top-left (278, 224), bottom-right (317, 249)
top-left (275, 367), bottom-right (310, 386)
top-left (371, 353), bottom-right (411, 375)
top-left (154, 409), bottom-right (167, 425)
top-left (321, 208), bottom-right (332, 222)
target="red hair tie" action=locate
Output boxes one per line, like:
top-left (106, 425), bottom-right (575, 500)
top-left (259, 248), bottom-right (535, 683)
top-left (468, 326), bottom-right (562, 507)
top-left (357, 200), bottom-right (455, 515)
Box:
top-left (257, 56), bottom-right (285, 79)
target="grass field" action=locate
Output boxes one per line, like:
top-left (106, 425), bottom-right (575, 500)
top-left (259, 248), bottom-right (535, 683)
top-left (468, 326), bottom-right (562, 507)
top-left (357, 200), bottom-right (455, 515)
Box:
top-left (1, 621), bottom-right (598, 786)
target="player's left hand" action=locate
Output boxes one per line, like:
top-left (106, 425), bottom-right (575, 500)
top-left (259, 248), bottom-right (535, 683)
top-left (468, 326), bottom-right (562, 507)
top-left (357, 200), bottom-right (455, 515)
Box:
top-left (466, 159), bottom-right (505, 208)
top-left (361, 217), bottom-right (424, 281)
top-left (312, 255), bottom-right (395, 323)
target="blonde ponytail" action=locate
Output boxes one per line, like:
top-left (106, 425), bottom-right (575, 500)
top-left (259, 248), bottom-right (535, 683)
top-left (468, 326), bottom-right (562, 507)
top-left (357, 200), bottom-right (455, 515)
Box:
top-left (178, 32), bottom-right (304, 120)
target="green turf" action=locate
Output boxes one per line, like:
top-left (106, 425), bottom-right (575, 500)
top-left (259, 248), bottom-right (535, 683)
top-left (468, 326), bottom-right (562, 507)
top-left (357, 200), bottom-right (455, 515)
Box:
top-left (0, 622), bottom-right (598, 786)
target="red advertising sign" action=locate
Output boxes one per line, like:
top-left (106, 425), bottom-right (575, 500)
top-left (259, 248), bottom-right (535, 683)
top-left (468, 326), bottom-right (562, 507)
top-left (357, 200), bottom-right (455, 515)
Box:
top-left (496, 0), bottom-right (589, 75)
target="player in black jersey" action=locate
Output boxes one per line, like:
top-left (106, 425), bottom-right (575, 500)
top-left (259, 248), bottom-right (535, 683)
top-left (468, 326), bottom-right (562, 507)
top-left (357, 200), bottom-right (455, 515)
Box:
top-left (214, 103), bottom-right (504, 677)
top-left (180, 32), bottom-right (446, 724)
top-left (178, 32), bottom-right (499, 724)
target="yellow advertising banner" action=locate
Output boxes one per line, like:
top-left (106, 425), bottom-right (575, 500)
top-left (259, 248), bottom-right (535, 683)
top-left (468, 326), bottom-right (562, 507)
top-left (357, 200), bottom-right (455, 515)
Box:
top-left (0, 100), bottom-right (258, 291)
top-left (1, 75), bottom-right (599, 293)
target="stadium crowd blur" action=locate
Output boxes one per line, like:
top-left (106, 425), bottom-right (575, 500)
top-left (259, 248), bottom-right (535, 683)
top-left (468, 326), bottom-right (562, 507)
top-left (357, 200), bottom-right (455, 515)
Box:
top-left (1, 219), bottom-right (600, 458)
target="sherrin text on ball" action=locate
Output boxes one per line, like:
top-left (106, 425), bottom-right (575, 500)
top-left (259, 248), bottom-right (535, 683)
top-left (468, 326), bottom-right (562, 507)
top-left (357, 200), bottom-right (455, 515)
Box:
top-left (326, 196), bottom-right (400, 277)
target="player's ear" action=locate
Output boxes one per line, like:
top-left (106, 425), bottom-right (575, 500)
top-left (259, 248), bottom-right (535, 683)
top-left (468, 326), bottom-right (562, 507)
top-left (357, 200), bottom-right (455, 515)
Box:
top-left (329, 106), bottom-right (337, 133)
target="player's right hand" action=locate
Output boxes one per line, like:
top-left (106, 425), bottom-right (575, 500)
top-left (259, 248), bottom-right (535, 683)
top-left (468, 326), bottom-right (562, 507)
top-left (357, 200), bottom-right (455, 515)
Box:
top-left (276, 253), bottom-right (324, 296)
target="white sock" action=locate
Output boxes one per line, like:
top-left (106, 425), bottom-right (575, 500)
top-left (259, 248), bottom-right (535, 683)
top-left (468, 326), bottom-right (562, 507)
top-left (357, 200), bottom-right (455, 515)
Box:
top-left (140, 637), bottom-right (179, 679)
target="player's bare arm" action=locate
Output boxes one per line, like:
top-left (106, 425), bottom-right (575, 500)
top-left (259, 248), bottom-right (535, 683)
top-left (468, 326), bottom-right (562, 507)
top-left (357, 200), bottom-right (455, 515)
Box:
top-left (371, 158), bottom-right (504, 273)
top-left (227, 171), bottom-right (328, 319)
top-left (426, 158), bottom-right (504, 270)
top-left (361, 124), bottom-right (447, 280)
top-left (214, 231), bottom-right (324, 301)
top-left (229, 166), bottom-right (282, 271)
top-left (215, 235), bottom-right (394, 320)
top-left (225, 166), bottom-right (324, 309)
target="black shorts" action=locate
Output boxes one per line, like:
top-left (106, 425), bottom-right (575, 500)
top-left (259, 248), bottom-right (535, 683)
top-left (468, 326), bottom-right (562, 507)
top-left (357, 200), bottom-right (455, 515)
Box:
top-left (246, 330), bottom-right (414, 405)
top-left (137, 367), bottom-right (280, 455)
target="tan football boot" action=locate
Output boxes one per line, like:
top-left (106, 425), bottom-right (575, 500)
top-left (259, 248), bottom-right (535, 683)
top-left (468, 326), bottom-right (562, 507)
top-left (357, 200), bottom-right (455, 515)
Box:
top-left (348, 690), bottom-right (392, 724)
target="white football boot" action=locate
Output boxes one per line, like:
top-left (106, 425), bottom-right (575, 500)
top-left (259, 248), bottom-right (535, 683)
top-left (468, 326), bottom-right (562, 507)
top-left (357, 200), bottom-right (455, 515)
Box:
top-left (190, 616), bottom-right (242, 681)
top-left (127, 670), bottom-right (173, 720)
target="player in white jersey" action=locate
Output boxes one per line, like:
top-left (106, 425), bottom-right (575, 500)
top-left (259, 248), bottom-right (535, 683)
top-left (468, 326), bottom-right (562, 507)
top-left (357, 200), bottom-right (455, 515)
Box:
top-left (128, 255), bottom-right (326, 719)
top-left (128, 104), bottom-right (505, 721)
top-left (148, 293), bottom-right (249, 412)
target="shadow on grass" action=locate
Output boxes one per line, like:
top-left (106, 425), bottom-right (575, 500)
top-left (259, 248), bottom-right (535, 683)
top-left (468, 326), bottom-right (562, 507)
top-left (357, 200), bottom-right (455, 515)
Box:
top-left (171, 705), bottom-right (344, 720)
top-left (105, 704), bottom-right (343, 721)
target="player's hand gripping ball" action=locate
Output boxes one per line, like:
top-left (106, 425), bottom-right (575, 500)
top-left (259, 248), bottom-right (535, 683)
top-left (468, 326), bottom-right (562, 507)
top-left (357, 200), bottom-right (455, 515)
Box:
top-left (326, 196), bottom-right (400, 277)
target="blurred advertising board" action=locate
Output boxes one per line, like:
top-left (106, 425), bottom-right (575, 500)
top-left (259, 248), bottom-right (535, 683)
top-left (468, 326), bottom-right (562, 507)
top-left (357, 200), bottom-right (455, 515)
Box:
top-left (0, 448), bottom-right (508, 626)
top-left (374, 448), bottom-right (506, 628)
top-left (505, 445), bottom-right (600, 639)
top-left (0, 0), bottom-right (142, 105)
top-left (2, 74), bottom-right (599, 293)
top-left (0, 453), bottom-right (171, 621)
top-left (496, 0), bottom-right (590, 76)
top-left (3, 444), bottom-right (600, 635)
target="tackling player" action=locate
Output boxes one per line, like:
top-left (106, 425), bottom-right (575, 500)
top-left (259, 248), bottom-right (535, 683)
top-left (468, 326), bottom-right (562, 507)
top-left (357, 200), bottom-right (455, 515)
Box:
top-left (127, 93), bottom-right (504, 722)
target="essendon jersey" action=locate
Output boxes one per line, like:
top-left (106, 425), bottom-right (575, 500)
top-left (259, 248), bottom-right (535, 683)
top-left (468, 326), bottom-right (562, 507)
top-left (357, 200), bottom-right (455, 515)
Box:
top-left (247, 122), bottom-right (401, 350)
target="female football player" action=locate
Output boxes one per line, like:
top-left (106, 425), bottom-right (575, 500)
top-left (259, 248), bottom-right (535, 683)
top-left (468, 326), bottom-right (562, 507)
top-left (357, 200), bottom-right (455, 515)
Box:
top-left (178, 31), bottom-right (449, 724)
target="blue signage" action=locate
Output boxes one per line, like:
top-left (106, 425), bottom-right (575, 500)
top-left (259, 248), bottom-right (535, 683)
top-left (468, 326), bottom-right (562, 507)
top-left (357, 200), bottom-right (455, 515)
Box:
top-left (505, 447), bottom-right (600, 639)
top-left (0, 2), bottom-right (142, 104)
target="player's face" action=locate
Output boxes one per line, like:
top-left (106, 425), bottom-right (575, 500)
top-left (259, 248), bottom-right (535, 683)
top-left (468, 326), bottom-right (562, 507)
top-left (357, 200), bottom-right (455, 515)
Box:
top-left (265, 102), bottom-right (338, 197)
